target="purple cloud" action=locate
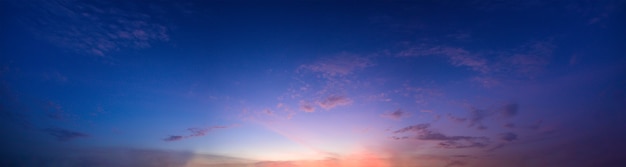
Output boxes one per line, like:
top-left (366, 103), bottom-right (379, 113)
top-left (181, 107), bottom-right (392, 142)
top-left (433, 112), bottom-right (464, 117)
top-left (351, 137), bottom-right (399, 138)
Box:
top-left (467, 108), bottom-right (491, 130)
top-left (317, 95), bottom-right (353, 110)
top-left (499, 132), bottom-right (518, 142)
top-left (163, 126), bottom-right (229, 142)
top-left (499, 103), bottom-right (518, 118)
top-left (393, 123), bottom-right (491, 149)
top-left (163, 135), bottom-right (184, 142)
top-left (42, 128), bottom-right (89, 141)
top-left (299, 53), bottom-right (373, 77)
top-left (299, 101), bottom-right (316, 113)
top-left (381, 109), bottom-right (410, 120)
top-left (398, 40), bottom-right (554, 80)
top-left (397, 46), bottom-right (489, 73)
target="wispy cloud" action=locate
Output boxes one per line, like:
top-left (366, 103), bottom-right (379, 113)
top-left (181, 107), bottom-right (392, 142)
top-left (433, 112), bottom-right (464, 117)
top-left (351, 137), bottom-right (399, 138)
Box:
top-left (393, 123), bottom-right (491, 149)
top-left (44, 101), bottom-right (71, 121)
top-left (467, 108), bottom-right (491, 130)
top-left (397, 46), bottom-right (489, 73)
top-left (317, 95), bottom-right (353, 110)
top-left (499, 132), bottom-right (518, 142)
top-left (381, 109), bottom-right (410, 120)
top-left (163, 126), bottom-right (229, 142)
top-left (397, 40), bottom-right (555, 85)
top-left (42, 128), bottom-right (89, 141)
top-left (449, 103), bottom-right (520, 130)
top-left (20, 0), bottom-right (171, 56)
top-left (299, 101), bottom-right (316, 113)
top-left (499, 103), bottom-right (518, 118)
top-left (163, 135), bottom-right (184, 142)
top-left (299, 53), bottom-right (374, 78)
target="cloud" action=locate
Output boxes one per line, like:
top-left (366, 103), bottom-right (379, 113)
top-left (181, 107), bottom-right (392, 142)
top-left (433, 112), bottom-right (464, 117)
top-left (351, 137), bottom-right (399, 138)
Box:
top-left (299, 53), bottom-right (373, 77)
top-left (317, 95), bottom-right (353, 110)
top-left (447, 114), bottom-right (468, 123)
top-left (19, 0), bottom-right (171, 56)
top-left (467, 108), bottom-right (491, 130)
top-left (393, 123), bottom-right (491, 149)
top-left (44, 101), bottom-right (70, 120)
top-left (445, 160), bottom-right (467, 167)
top-left (163, 135), bottom-right (184, 142)
top-left (299, 101), bottom-right (316, 112)
top-left (499, 132), bottom-right (518, 142)
top-left (42, 128), bottom-right (89, 141)
top-left (397, 40), bottom-right (554, 80)
top-left (381, 109), bottom-right (410, 120)
top-left (504, 123), bottom-right (515, 128)
top-left (163, 126), bottom-right (229, 142)
top-left (397, 46), bottom-right (489, 73)
top-left (499, 103), bottom-right (518, 118)
top-left (502, 40), bottom-right (554, 77)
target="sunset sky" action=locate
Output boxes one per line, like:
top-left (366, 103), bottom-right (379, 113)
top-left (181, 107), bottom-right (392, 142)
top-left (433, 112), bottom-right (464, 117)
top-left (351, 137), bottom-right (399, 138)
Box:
top-left (1, 0), bottom-right (625, 166)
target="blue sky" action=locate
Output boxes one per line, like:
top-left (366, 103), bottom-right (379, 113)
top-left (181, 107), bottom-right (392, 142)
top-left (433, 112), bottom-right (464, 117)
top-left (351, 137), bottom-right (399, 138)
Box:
top-left (1, 0), bottom-right (625, 166)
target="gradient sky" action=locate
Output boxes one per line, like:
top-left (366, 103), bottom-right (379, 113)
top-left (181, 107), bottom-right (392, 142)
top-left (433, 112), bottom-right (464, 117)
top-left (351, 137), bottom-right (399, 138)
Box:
top-left (1, 0), bottom-right (625, 167)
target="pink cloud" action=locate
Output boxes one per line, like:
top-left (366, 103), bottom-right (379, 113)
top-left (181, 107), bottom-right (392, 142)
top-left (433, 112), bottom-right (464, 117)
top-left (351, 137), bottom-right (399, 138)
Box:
top-left (317, 95), bottom-right (353, 110)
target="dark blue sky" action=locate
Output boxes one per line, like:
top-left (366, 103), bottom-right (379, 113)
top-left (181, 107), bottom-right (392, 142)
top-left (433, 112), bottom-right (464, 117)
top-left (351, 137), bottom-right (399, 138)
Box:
top-left (1, 0), bottom-right (625, 166)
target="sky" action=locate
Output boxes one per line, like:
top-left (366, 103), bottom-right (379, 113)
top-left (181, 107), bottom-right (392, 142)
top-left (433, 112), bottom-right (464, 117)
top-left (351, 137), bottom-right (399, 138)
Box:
top-left (0, 0), bottom-right (625, 167)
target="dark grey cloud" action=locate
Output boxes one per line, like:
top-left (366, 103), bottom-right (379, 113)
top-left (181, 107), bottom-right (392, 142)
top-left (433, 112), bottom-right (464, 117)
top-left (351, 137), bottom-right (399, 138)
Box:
top-left (393, 123), bottom-right (491, 149)
top-left (42, 128), bottom-right (89, 141)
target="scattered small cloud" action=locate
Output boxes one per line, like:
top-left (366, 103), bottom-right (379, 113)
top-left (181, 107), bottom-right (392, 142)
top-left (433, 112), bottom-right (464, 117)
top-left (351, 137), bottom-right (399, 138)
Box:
top-left (299, 101), bottom-right (316, 113)
top-left (499, 103), bottom-right (518, 118)
top-left (163, 135), bottom-right (184, 142)
top-left (18, 0), bottom-right (172, 56)
top-left (472, 76), bottom-right (500, 88)
top-left (42, 128), bottom-right (89, 141)
top-left (467, 108), bottom-right (491, 130)
top-left (163, 126), bottom-right (229, 142)
top-left (42, 71), bottom-right (68, 83)
top-left (44, 101), bottom-right (71, 121)
top-left (381, 109), bottom-right (411, 120)
top-left (504, 123), bottom-right (515, 128)
top-left (317, 95), bottom-right (352, 110)
top-left (299, 53), bottom-right (374, 78)
top-left (445, 160), bottom-right (467, 167)
top-left (393, 123), bottom-right (491, 149)
top-left (397, 46), bottom-right (489, 73)
top-left (499, 132), bottom-right (518, 142)
top-left (447, 114), bottom-right (468, 123)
